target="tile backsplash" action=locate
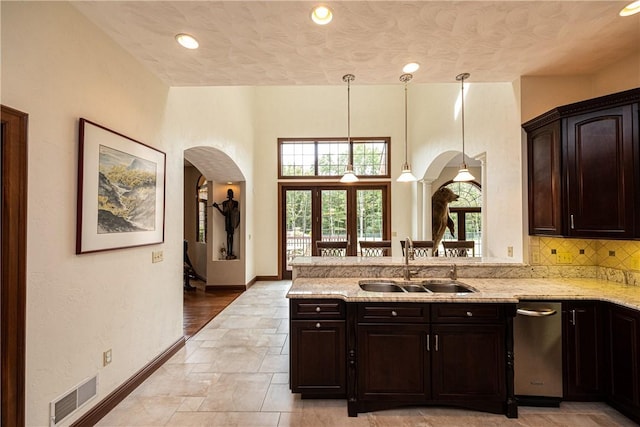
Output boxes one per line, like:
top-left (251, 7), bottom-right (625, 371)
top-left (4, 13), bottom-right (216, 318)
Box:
top-left (529, 237), bottom-right (640, 272)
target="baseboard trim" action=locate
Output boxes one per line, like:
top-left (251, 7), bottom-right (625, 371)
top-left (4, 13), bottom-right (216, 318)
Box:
top-left (254, 275), bottom-right (279, 282)
top-left (70, 336), bottom-right (185, 427)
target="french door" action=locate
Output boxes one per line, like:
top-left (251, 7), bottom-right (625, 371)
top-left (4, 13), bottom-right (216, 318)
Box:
top-left (280, 182), bottom-right (390, 279)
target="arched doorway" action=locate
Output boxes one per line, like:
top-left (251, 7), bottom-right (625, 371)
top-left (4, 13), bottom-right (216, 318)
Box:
top-left (183, 147), bottom-right (245, 289)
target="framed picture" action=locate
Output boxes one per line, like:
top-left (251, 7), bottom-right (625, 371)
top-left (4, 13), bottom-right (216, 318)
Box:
top-left (76, 118), bottom-right (166, 254)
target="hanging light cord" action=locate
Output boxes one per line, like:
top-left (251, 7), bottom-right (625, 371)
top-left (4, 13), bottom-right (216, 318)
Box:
top-left (343, 74), bottom-right (355, 158)
top-left (399, 73), bottom-right (413, 166)
top-left (456, 72), bottom-right (470, 166)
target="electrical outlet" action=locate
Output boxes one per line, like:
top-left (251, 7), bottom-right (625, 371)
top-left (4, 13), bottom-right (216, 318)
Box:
top-left (507, 246), bottom-right (513, 257)
top-left (630, 255), bottom-right (640, 271)
top-left (103, 349), bottom-right (112, 366)
top-left (152, 250), bottom-right (163, 263)
top-left (531, 252), bottom-right (540, 264)
top-left (557, 253), bottom-right (573, 264)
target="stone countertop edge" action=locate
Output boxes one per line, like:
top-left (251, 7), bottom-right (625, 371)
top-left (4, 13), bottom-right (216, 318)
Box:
top-left (286, 276), bottom-right (640, 312)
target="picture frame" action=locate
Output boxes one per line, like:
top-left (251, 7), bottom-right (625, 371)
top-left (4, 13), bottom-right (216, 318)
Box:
top-left (76, 118), bottom-right (166, 254)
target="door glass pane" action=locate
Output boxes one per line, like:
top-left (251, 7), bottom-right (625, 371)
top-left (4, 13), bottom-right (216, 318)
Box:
top-left (285, 190), bottom-right (312, 271)
top-left (356, 189), bottom-right (383, 252)
top-left (320, 190), bottom-right (347, 241)
top-left (466, 212), bottom-right (482, 256)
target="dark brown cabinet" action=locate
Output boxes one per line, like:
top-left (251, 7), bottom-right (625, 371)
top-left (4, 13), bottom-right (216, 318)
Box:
top-left (563, 301), bottom-right (604, 400)
top-left (357, 323), bottom-right (430, 401)
top-left (289, 299), bottom-right (346, 397)
top-left (523, 88), bottom-right (640, 238)
top-left (351, 302), bottom-right (515, 417)
top-left (565, 105), bottom-right (637, 238)
top-left (606, 304), bottom-right (640, 424)
top-left (527, 120), bottom-right (562, 235)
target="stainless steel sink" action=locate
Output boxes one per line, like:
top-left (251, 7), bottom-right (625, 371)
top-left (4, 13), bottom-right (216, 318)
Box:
top-left (402, 284), bottom-right (429, 292)
top-left (421, 279), bottom-right (475, 293)
top-left (358, 279), bottom-right (475, 293)
top-left (358, 281), bottom-right (404, 292)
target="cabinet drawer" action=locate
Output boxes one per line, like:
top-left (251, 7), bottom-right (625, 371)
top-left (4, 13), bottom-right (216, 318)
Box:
top-left (290, 299), bottom-right (345, 319)
top-left (358, 303), bottom-right (429, 323)
top-left (432, 304), bottom-right (504, 323)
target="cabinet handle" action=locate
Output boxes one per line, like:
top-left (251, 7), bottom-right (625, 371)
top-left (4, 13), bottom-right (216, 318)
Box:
top-left (315, 306), bottom-right (321, 312)
top-left (570, 309), bottom-right (576, 326)
top-left (466, 311), bottom-right (473, 317)
top-left (391, 310), bottom-right (398, 317)
top-left (315, 322), bottom-right (321, 328)
top-left (435, 334), bottom-right (439, 351)
top-left (426, 334), bottom-right (430, 352)
top-left (570, 214), bottom-right (575, 230)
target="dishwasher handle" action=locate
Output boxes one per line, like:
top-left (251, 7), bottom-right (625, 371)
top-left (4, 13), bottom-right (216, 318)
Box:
top-left (517, 307), bottom-right (557, 317)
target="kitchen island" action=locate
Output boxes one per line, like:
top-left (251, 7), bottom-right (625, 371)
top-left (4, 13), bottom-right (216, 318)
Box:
top-left (287, 256), bottom-right (640, 421)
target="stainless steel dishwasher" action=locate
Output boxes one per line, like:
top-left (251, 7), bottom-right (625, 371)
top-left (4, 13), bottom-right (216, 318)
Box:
top-left (514, 301), bottom-right (563, 406)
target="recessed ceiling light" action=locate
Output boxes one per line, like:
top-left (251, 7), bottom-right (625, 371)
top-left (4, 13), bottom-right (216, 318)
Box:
top-left (311, 5), bottom-right (333, 25)
top-left (175, 33), bottom-right (199, 49)
top-left (403, 62), bottom-right (420, 73)
top-left (620, 0), bottom-right (640, 16)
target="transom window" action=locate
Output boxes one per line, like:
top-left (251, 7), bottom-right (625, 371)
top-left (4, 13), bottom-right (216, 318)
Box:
top-left (278, 137), bottom-right (390, 179)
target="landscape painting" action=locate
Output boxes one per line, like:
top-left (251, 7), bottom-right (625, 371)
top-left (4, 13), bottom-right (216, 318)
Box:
top-left (77, 118), bottom-right (165, 253)
top-left (98, 145), bottom-right (157, 233)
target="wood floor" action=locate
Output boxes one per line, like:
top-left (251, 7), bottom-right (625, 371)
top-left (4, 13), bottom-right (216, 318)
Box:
top-left (183, 279), bottom-right (243, 338)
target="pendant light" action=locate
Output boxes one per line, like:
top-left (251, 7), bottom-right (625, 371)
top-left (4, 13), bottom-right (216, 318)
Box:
top-left (453, 72), bottom-right (476, 182)
top-left (340, 74), bottom-right (359, 183)
top-left (396, 73), bottom-right (417, 182)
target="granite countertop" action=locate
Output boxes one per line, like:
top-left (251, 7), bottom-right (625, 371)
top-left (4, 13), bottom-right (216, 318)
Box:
top-left (287, 276), bottom-right (640, 312)
top-left (289, 256), bottom-right (522, 267)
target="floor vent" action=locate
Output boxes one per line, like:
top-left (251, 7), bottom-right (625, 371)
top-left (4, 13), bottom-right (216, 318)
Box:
top-left (50, 375), bottom-right (98, 426)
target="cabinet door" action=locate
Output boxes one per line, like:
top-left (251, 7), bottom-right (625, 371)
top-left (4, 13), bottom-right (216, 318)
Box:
top-left (431, 324), bottom-right (506, 402)
top-left (563, 301), bottom-right (604, 400)
top-left (527, 120), bottom-right (563, 235)
top-left (357, 324), bottom-right (430, 401)
top-left (290, 320), bottom-right (345, 396)
top-left (565, 105), bottom-right (636, 237)
top-left (606, 305), bottom-right (640, 417)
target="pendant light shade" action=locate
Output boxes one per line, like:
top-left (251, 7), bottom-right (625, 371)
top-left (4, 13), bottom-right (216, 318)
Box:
top-left (453, 73), bottom-right (476, 182)
top-left (396, 73), bottom-right (417, 182)
top-left (340, 74), bottom-right (359, 183)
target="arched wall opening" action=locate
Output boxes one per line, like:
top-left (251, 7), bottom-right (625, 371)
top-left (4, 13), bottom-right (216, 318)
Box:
top-left (184, 146), bottom-right (247, 289)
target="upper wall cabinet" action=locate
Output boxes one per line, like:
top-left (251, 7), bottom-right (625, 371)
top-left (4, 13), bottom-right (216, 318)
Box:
top-left (523, 88), bottom-right (640, 238)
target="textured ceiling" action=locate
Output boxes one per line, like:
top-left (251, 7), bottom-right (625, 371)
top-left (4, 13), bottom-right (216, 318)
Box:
top-left (73, 1), bottom-right (640, 86)
top-left (184, 147), bottom-right (245, 183)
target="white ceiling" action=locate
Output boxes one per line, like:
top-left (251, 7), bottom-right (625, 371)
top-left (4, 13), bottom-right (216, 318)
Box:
top-left (73, 1), bottom-right (640, 87)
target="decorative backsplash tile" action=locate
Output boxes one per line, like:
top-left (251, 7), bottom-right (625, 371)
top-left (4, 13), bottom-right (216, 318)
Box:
top-left (529, 237), bottom-right (640, 272)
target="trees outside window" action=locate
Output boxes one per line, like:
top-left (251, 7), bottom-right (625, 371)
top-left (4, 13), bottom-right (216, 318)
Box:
top-left (440, 181), bottom-right (482, 256)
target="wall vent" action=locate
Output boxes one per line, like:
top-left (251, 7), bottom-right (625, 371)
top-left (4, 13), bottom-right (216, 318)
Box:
top-left (50, 375), bottom-right (98, 426)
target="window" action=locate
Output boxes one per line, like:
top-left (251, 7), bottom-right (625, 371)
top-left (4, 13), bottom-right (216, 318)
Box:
top-left (278, 137), bottom-right (389, 179)
top-left (196, 176), bottom-right (208, 242)
top-left (440, 181), bottom-right (482, 255)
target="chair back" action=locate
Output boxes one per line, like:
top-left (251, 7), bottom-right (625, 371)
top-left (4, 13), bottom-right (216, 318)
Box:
top-left (359, 240), bottom-right (391, 256)
top-left (316, 240), bottom-right (348, 256)
top-left (442, 240), bottom-right (475, 257)
top-left (400, 240), bottom-right (434, 257)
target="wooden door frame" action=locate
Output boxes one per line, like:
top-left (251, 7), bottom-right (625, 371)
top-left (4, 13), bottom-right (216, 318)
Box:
top-left (1, 105), bottom-right (28, 427)
top-left (278, 182), bottom-right (391, 279)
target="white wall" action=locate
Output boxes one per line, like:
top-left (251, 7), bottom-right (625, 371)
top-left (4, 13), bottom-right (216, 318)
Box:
top-left (520, 52), bottom-right (640, 122)
top-left (253, 84), bottom-right (411, 271)
top-left (1, 3), bottom-right (182, 426)
top-left (411, 83), bottom-right (523, 259)
top-left (164, 87), bottom-right (256, 284)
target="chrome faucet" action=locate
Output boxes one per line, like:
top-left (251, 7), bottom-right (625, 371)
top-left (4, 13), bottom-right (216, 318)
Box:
top-left (449, 264), bottom-right (457, 281)
top-left (403, 237), bottom-right (415, 281)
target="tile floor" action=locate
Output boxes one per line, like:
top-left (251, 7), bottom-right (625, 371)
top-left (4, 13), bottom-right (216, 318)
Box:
top-left (97, 281), bottom-right (638, 426)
